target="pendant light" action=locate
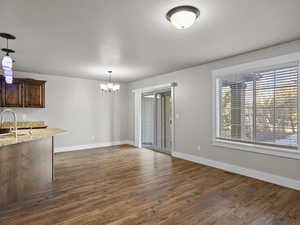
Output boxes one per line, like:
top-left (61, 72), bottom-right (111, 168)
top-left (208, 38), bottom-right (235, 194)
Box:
top-left (100, 71), bottom-right (120, 93)
top-left (166, 6), bottom-right (200, 29)
top-left (0, 33), bottom-right (16, 84)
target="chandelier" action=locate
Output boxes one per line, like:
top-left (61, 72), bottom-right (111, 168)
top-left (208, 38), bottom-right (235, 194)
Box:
top-left (100, 71), bottom-right (120, 93)
top-left (0, 33), bottom-right (16, 84)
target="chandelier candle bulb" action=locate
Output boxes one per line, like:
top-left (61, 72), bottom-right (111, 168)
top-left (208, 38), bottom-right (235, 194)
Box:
top-left (107, 82), bottom-right (113, 89)
top-left (100, 84), bottom-right (108, 91)
top-left (112, 84), bottom-right (120, 91)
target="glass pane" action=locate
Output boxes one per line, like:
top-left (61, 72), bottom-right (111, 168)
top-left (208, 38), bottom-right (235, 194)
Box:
top-left (218, 64), bottom-right (298, 148)
top-left (275, 67), bottom-right (298, 88)
top-left (242, 107), bottom-right (253, 140)
top-left (275, 86), bottom-right (297, 107)
top-left (219, 76), bottom-right (254, 140)
top-left (221, 107), bottom-right (231, 138)
top-left (275, 108), bottom-right (297, 128)
top-left (255, 125), bottom-right (274, 143)
top-left (256, 108), bottom-right (274, 127)
top-left (256, 71), bottom-right (275, 90)
top-left (256, 88), bottom-right (274, 108)
top-left (142, 94), bottom-right (155, 147)
top-left (274, 128), bottom-right (297, 147)
top-left (220, 84), bottom-right (231, 138)
top-left (274, 108), bottom-right (297, 147)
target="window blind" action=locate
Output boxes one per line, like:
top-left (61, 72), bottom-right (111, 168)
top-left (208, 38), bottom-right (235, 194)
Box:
top-left (217, 63), bottom-right (298, 149)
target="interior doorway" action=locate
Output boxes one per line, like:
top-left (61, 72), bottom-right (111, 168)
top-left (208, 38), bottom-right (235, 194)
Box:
top-left (141, 89), bottom-right (172, 154)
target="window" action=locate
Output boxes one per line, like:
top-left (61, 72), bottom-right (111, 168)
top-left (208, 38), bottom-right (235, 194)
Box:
top-left (214, 60), bottom-right (299, 151)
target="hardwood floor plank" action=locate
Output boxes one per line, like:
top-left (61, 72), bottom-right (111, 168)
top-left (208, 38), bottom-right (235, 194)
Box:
top-left (0, 146), bottom-right (300, 225)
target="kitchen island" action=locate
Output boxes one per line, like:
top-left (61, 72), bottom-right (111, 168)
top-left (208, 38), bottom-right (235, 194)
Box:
top-left (0, 128), bottom-right (66, 208)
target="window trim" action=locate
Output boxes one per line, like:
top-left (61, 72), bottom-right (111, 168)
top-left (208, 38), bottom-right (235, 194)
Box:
top-left (213, 138), bottom-right (300, 160)
top-left (212, 52), bottom-right (300, 160)
top-left (216, 137), bottom-right (298, 150)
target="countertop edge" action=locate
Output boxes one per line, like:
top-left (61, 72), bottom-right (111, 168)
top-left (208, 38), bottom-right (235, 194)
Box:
top-left (0, 128), bottom-right (67, 148)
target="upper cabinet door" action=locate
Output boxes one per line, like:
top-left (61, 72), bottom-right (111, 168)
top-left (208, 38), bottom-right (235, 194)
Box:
top-left (1, 78), bottom-right (24, 107)
top-left (23, 80), bottom-right (46, 108)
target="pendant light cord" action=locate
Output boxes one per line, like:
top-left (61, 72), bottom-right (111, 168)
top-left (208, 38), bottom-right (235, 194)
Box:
top-left (5, 38), bottom-right (9, 56)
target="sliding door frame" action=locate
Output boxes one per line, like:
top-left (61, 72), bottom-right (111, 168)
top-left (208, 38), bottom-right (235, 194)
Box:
top-left (133, 82), bottom-right (177, 154)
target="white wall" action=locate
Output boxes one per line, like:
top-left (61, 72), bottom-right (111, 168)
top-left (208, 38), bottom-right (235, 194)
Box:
top-left (128, 39), bottom-right (300, 181)
top-left (9, 71), bottom-right (129, 149)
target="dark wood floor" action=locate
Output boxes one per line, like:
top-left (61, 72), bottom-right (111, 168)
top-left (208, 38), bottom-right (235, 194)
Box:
top-left (1, 145), bottom-right (300, 225)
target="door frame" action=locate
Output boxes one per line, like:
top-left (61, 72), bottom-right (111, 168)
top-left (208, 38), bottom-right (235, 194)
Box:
top-left (133, 82), bottom-right (177, 154)
top-left (141, 89), bottom-right (172, 153)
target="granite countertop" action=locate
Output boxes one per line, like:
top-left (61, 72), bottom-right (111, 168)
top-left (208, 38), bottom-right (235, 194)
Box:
top-left (0, 128), bottom-right (66, 147)
top-left (0, 121), bottom-right (47, 129)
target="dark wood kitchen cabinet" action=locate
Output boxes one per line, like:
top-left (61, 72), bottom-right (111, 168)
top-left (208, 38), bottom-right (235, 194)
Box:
top-left (0, 76), bottom-right (46, 108)
top-left (23, 79), bottom-right (45, 108)
top-left (1, 78), bottom-right (23, 107)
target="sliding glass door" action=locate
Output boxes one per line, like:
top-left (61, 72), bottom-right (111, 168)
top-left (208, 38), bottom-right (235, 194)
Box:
top-left (142, 89), bottom-right (172, 154)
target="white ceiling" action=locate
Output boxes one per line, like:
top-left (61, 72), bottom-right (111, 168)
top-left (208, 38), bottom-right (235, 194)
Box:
top-left (1, 0), bottom-right (300, 82)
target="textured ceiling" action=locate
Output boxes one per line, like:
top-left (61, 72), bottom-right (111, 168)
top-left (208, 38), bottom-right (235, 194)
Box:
top-left (1, 0), bottom-right (300, 82)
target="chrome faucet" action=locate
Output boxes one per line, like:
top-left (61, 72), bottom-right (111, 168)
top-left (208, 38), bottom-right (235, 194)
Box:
top-left (0, 109), bottom-right (18, 137)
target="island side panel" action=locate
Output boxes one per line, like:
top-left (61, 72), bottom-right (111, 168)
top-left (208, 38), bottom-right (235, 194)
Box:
top-left (0, 137), bottom-right (53, 208)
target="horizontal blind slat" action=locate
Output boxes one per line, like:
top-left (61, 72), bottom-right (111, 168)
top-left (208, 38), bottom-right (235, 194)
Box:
top-left (218, 64), bottom-right (298, 148)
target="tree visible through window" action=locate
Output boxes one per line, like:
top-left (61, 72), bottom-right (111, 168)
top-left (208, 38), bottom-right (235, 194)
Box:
top-left (217, 64), bottom-right (298, 148)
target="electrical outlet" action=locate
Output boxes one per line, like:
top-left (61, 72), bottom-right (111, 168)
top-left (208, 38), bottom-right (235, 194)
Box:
top-left (91, 136), bottom-right (95, 140)
top-left (197, 145), bottom-right (201, 151)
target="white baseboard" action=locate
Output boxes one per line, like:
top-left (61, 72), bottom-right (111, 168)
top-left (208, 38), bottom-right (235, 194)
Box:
top-left (172, 151), bottom-right (300, 191)
top-left (55, 140), bottom-right (133, 153)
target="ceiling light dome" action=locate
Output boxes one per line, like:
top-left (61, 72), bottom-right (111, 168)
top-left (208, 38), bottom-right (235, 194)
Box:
top-left (166, 6), bottom-right (200, 29)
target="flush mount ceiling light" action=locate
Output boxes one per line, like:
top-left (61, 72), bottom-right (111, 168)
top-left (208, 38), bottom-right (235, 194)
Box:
top-left (100, 71), bottom-right (120, 93)
top-left (166, 5), bottom-right (200, 29)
